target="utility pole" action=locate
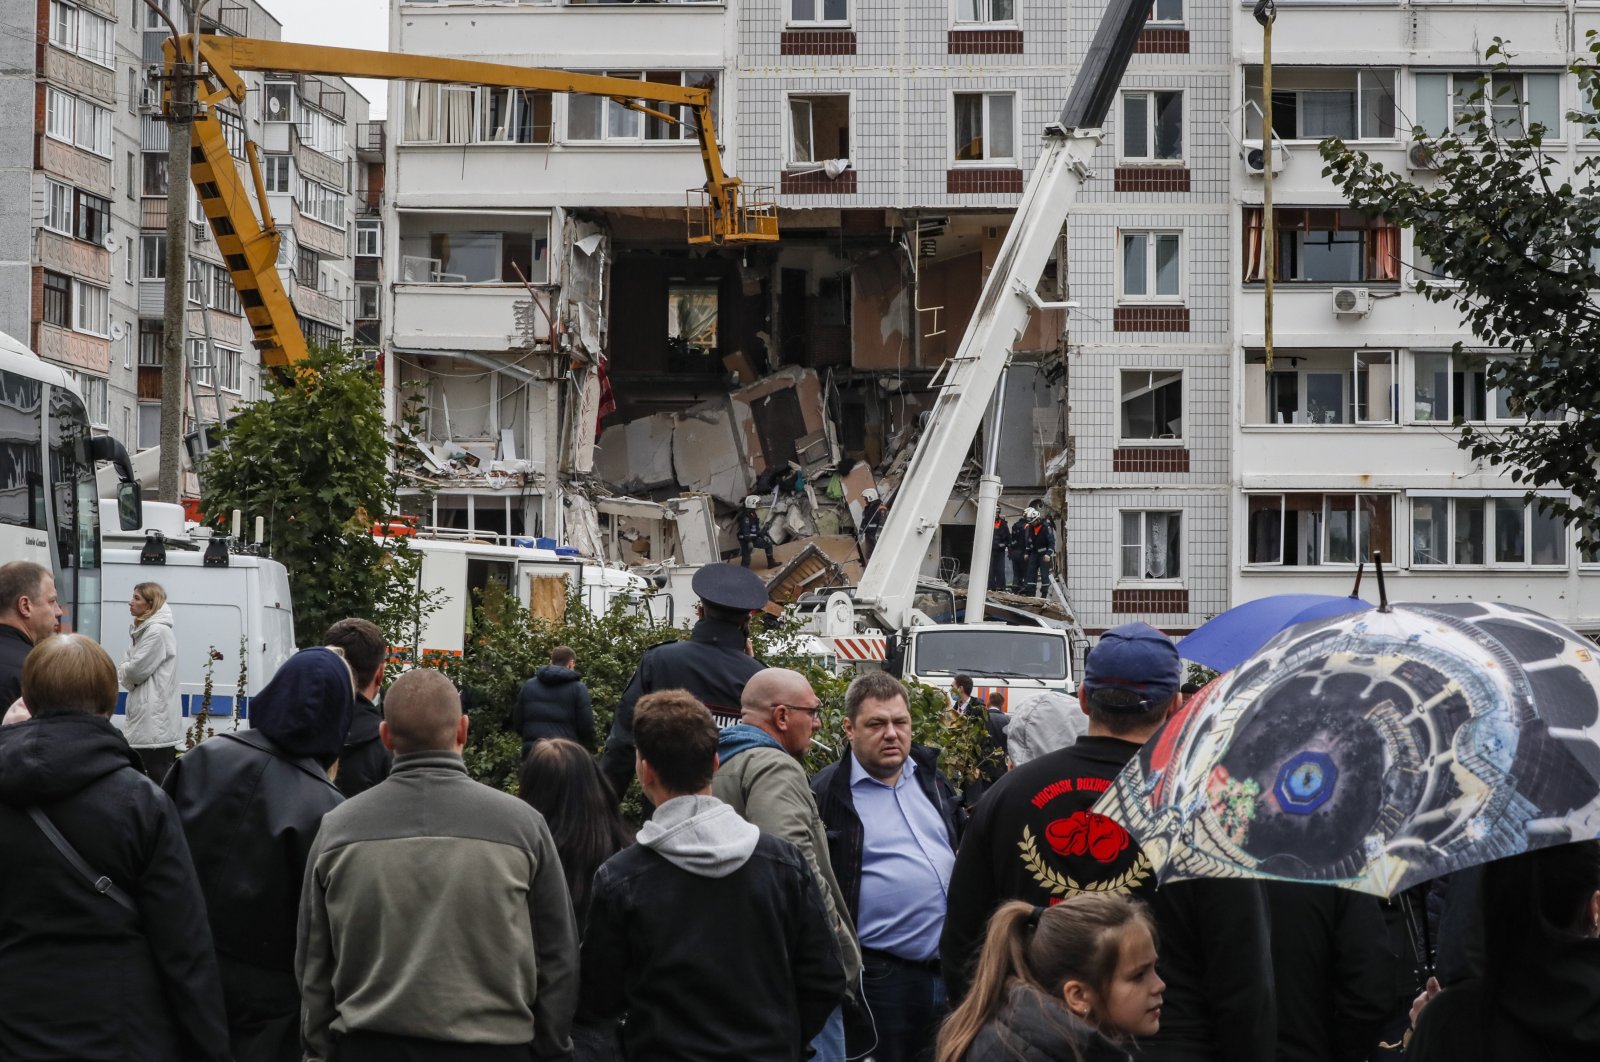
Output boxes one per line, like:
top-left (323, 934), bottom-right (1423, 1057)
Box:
top-left (154, 0), bottom-right (200, 504)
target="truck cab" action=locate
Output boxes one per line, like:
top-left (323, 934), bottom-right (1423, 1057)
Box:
top-left (902, 622), bottom-right (1074, 710)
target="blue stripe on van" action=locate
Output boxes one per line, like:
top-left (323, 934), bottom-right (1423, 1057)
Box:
top-left (114, 692), bottom-right (251, 719)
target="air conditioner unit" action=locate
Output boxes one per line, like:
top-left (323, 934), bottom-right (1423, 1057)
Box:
top-left (192, 220), bottom-right (209, 243)
top-left (1407, 142), bottom-right (1440, 171)
top-left (1242, 140), bottom-right (1288, 176)
top-left (1332, 287), bottom-right (1372, 316)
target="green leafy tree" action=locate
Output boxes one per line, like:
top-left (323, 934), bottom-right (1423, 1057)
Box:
top-left (1320, 38), bottom-right (1600, 544)
top-left (202, 344), bottom-right (430, 648)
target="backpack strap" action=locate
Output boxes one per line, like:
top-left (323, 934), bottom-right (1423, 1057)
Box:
top-left (28, 806), bottom-right (138, 914)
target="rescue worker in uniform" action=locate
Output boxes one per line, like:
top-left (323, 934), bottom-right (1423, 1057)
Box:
top-left (988, 514), bottom-right (1011, 592)
top-left (1014, 507), bottom-right (1056, 597)
top-left (1006, 514), bottom-right (1028, 594)
top-left (598, 564), bottom-right (767, 804)
top-left (737, 495), bottom-right (777, 569)
top-left (859, 489), bottom-right (889, 560)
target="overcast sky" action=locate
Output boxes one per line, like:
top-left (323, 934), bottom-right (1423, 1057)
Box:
top-left (261, 0), bottom-right (390, 117)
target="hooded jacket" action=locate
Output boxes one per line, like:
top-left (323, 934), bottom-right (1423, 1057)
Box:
top-left (512, 664), bottom-right (595, 751)
top-left (961, 983), bottom-right (1132, 1062)
top-left (164, 648), bottom-right (352, 976)
top-left (580, 794), bottom-right (846, 1060)
top-left (0, 714), bottom-right (230, 1061)
top-left (119, 604), bottom-right (182, 749)
top-left (713, 723), bottom-right (862, 985)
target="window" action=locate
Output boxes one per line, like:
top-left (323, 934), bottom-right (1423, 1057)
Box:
top-left (1411, 351), bottom-right (1563, 424)
top-left (957, 0), bottom-right (1014, 23)
top-left (138, 401), bottom-right (160, 450)
top-left (1412, 496), bottom-right (1566, 567)
top-left (76, 373), bottom-right (109, 428)
top-left (187, 261), bottom-right (205, 304)
top-left (45, 88), bottom-right (74, 143)
top-left (296, 246), bottom-right (319, 286)
top-left (1147, 0), bottom-right (1181, 23)
top-left (139, 234), bottom-right (166, 279)
top-left (141, 153), bottom-right (168, 196)
top-left (1415, 72), bottom-right (1561, 139)
top-left (788, 95), bottom-right (851, 166)
top-left (298, 177), bottom-right (345, 228)
top-left (1246, 493), bottom-right (1394, 566)
top-left (1121, 91), bottom-right (1183, 161)
top-left (481, 88), bottom-right (555, 144)
top-left (42, 271), bottom-right (71, 328)
top-left (398, 212), bottom-right (552, 285)
top-left (1245, 349), bottom-right (1395, 425)
top-left (1120, 511), bottom-right (1182, 581)
top-left (403, 83), bottom-right (564, 146)
top-left (954, 92), bottom-right (1016, 164)
top-left (74, 191), bottom-right (109, 245)
top-left (49, 1), bottom-right (78, 51)
top-left (43, 180), bottom-right (73, 235)
top-left (567, 73), bottom-right (714, 143)
top-left (73, 97), bottom-right (112, 157)
top-left (790, 0), bottom-right (848, 24)
top-left (355, 283), bottom-right (380, 319)
top-left (1243, 207), bottom-right (1400, 284)
top-left (72, 280), bottom-right (108, 337)
top-left (216, 347), bottom-right (241, 392)
top-left (262, 155), bottom-right (292, 194)
top-left (1120, 231), bottom-right (1182, 301)
top-left (1120, 370), bottom-right (1184, 441)
top-left (219, 108), bottom-right (247, 160)
top-left (138, 320), bottom-right (163, 366)
top-left (265, 83), bottom-right (295, 123)
top-left (188, 339), bottom-right (212, 388)
top-left (355, 219), bottom-right (381, 257)
top-left (1245, 68), bottom-right (1396, 142)
top-left (210, 264), bottom-right (241, 315)
top-left (77, 9), bottom-right (113, 67)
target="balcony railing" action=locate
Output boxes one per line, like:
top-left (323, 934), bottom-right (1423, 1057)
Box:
top-left (356, 121), bottom-right (386, 156)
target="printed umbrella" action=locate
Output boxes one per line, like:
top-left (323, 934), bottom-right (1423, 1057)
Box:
top-left (1094, 596), bottom-right (1600, 897)
top-left (1178, 593), bottom-right (1373, 673)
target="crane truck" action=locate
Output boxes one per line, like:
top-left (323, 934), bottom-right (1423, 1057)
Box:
top-left (798, 0), bottom-right (1155, 705)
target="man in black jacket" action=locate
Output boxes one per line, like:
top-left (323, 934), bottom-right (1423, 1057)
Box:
top-left (581, 689), bottom-right (845, 1060)
top-left (0, 561), bottom-right (63, 709)
top-left (165, 646), bottom-right (353, 1062)
top-left (941, 623), bottom-right (1276, 1062)
top-left (0, 634), bottom-right (229, 1062)
top-left (599, 563), bottom-right (766, 802)
top-left (811, 672), bottom-right (962, 1062)
top-left (511, 645), bottom-right (595, 756)
top-left (324, 617), bottom-right (393, 798)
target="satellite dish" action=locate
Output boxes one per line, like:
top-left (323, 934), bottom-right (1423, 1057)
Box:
top-left (268, 96), bottom-right (282, 115)
top-left (103, 233), bottom-right (119, 253)
top-left (110, 321), bottom-right (126, 340)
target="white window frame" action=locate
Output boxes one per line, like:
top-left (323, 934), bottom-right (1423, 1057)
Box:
top-left (1146, 0), bottom-right (1182, 25)
top-left (1119, 89), bottom-right (1184, 164)
top-left (789, 0), bottom-right (850, 28)
top-left (785, 92), bottom-right (851, 169)
top-left (140, 233), bottom-right (166, 279)
top-left (298, 176), bottom-right (346, 230)
top-left (49, 1), bottom-right (78, 52)
top-left (188, 339), bottom-right (212, 388)
top-left (1408, 493), bottom-right (1569, 569)
top-left (216, 346), bottom-right (242, 393)
top-left (954, 0), bottom-right (1016, 26)
top-left (45, 88), bottom-right (75, 144)
top-left (71, 279), bottom-right (109, 338)
top-left (565, 73), bottom-right (715, 145)
top-left (75, 371), bottom-right (109, 428)
top-left (1118, 230), bottom-right (1185, 303)
top-left (1244, 492), bottom-right (1396, 567)
top-left (74, 96), bottom-right (113, 158)
top-left (951, 91), bottom-right (1018, 166)
top-left (77, 8), bottom-right (114, 68)
top-left (355, 219), bottom-right (381, 257)
top-left (210, 263), bottom-right (241, 316)
top-left (1245, 68), bottom-right (1398, 143)
top-left (1409, 351), bottom-right (1563, 426)
top-left (1118, 509), bottom-right (1185, 584)
top-left (1118, 368), bottom-right (1185, 444)
top-left (1415, 71), bottom-right (1563, 141)
top-left (397, 210), bottom-right (554, 286)
top-left (43, 179), bottom-right (73, 236)
top-left (355, 282), bottom-right (380, 319)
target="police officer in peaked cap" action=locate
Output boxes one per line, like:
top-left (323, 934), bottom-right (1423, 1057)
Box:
top-left (598, 563), bottom-right (769, 804)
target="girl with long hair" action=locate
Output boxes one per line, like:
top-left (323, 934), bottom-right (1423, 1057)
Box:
top-left (519, 738), bottom-right (634, 926)
top-left (118, 581), bottom-right (181, 783)
top-left (937, 894), bottom-right (1164, 1062)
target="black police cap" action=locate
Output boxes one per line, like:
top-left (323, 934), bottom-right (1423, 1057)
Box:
top-left (692, 563), bottom-right (769, 612)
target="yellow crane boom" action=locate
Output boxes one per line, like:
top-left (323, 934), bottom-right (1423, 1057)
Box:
top-left (163, 34), bottom-right (776, 367)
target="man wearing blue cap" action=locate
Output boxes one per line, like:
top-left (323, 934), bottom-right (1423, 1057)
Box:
top-left (598, 563), bottom-right (767, 804)
top-left (940, 623), bottom-right (1277, 1062)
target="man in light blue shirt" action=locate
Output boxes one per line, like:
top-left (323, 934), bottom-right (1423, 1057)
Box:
top-left (812, 672), bottom-right (963, 1062)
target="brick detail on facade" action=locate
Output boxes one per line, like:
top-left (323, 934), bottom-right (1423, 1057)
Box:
top-left (781, 169), bottom-right (858, 195)
top-left (1112, 588), bottom-right (1190, 614)
top-left (1134, 28), bottom-right (1190, 54)
top-left (947, 29), bottom-right (1024, 54)
top-left (780, 30), bottom-right (857, 55)
top-left (1112, 447), bottom-right (1190, 473)
top-left (946, 168), bottom-right (1023, 195)
top-left (1114, 167), bottom-right (1191, 193)
top-left (1113, 306), bottom-right (1190, 332)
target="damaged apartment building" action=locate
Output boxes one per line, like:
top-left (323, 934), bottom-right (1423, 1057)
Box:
top-left (383, 0), bottom-right (1071, 578)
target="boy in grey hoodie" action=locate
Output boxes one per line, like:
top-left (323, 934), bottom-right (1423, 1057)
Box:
top-left (579, 690), bottom-right (845, 1061)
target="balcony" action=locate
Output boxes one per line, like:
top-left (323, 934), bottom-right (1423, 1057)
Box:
top-left (392, 285), bottom-right (553, 353)
top-left (356, 121), bottom-right (385, 162)
top-left (292, 280), bottom-right (345, 328)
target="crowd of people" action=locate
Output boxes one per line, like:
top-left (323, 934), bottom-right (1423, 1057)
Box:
top-left (1, 556), bottom-right (1599, 1061)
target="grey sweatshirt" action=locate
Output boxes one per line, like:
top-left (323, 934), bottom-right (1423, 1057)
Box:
top-left (638, 794), bottom-right (760, 876)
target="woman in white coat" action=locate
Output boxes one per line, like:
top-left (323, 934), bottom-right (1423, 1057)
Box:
top-left (119, 581), bottom-right (182, 782)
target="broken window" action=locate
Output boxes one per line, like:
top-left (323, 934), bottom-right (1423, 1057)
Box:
top-left (398, 212), bottom-right (552, 285)
top-left (1244, 349), bottom-right (1394, 425)
top-left (1242, 207), bottom-right (1400, 284)
top-left (789, 95), bottom-right (850, 167)
top-left (1147, 0), bottom-right (1181, 23)
top-left (953, 92), bottom-right (1015, 164)
top-left (1120, 511), bottom-right (1182, 581)
top-left (958, 0), bottom-right (1014, 22)
top-left (1414, 71), bottom-right (1561, 139)
top-left (1246, 493), bottom-right (1393, 566)
top-left (1121, 90), bottom-right (1182, 161)
top-left (1244, 68), bottom-right (1396, 141)
top-left (481, 88), bottom-right (554, 144)
top-left (567, 72), bottom-right (718, 143)
top-left (666, 284), bottom-right (718, 354)
top-left (1119, 369), bottom-right (1184, 440)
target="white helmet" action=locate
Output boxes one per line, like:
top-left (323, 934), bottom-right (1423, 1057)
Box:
top-left (863, 487), bottom-right (880, 503)
top-left (1024, 506), bottom-right (1041, 521)
top-left (743, 495), bottom-right (761, 509)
